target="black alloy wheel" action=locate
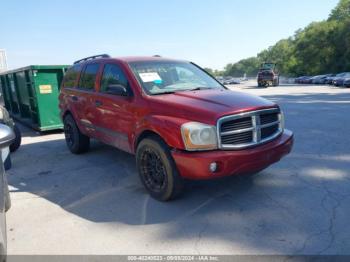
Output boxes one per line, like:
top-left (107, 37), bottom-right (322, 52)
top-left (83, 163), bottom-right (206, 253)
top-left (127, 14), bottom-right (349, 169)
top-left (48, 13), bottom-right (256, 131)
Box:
top-left (136, 137), bottom-right (184, 201)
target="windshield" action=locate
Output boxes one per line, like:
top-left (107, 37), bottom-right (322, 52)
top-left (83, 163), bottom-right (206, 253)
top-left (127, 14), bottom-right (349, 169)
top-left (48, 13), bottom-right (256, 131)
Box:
top-left (260, 63), bottom-right (275, 70)
top-left (129, 61), bottom-right (223, 95)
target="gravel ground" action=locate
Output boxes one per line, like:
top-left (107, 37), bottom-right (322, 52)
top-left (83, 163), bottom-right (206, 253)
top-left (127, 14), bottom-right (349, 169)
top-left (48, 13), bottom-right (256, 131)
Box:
top-left (6, 81), bottom-right (350, 255)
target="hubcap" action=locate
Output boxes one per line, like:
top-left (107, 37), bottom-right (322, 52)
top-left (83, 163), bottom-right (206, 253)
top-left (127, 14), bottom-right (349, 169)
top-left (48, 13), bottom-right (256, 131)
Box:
top-left (140, 148), bottom-right (166, 192)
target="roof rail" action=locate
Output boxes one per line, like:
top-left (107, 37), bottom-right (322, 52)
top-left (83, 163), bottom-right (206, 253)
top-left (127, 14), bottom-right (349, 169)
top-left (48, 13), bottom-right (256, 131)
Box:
top-left (73, 54), bottom-right (111, 65)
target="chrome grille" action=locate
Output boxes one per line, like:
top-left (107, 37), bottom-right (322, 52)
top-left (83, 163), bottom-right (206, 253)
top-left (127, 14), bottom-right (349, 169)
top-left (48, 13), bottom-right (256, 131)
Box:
top-left (221, 131), bottom-right (253, 145)
top-left (217, 108), bottom-right (283, 149)
top-left (221, 117), bottom-right (252, 132)
top-left (260, 113), bottom-right (278, 125)
top-left (261, 124), bottom-right (279, 139)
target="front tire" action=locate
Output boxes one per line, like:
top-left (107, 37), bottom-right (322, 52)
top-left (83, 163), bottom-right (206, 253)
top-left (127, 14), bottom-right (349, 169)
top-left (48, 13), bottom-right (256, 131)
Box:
top-left (136, 137), bottom-right (184, 201)
top-left (63, 115), bottom-right (90, 154)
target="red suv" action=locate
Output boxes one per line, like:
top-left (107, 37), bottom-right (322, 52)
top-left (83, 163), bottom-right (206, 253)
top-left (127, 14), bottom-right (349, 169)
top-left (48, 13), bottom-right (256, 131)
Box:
top-left (59, 54), bottom-right (293, 201)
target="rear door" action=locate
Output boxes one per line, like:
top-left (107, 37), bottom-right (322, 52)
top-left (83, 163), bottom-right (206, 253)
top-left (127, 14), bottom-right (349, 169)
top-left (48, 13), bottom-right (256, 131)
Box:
top-left (74, 63), bottom-right (101, 136)
top-left (92, 62), bottom-right (135, 153)
top-left (60, 63), bottom-right (83, 122)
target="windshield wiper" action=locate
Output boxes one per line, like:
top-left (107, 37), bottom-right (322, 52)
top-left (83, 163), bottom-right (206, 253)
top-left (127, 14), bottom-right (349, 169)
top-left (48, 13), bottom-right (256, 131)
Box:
top-left (152, 87), bottom-right (213, 95)
top-left (152, 91), bottom-right (177, 95)
top-left (186, 87), bottom-right (212, 91)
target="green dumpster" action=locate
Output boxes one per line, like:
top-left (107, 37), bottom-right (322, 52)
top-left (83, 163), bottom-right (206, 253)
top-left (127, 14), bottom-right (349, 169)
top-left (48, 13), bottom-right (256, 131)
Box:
top-left (0, 65), bottom-right (69, 131)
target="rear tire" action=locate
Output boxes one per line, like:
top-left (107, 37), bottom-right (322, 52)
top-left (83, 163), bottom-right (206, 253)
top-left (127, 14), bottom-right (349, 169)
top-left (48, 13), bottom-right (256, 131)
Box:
top-left (63, 115), bottom-right (90, 154)
top-left (136, 137), bottom-right (184, 201)
top-left (10, 125), bottom-right (21, 152)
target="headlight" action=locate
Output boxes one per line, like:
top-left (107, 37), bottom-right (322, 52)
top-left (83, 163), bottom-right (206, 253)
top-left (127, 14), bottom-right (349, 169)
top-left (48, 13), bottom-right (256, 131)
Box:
top-left (181, 122), bottom-right (218, 151)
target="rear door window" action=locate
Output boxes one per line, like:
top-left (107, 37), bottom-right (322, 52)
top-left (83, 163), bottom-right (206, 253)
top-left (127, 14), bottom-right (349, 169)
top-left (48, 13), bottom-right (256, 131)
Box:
top-left (79, 63), bottom-right (100, 91)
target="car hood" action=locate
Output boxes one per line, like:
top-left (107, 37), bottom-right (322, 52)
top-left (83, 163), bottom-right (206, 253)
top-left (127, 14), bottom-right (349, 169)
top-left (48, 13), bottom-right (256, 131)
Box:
top-left (148, 89), bottom-right (277, 124)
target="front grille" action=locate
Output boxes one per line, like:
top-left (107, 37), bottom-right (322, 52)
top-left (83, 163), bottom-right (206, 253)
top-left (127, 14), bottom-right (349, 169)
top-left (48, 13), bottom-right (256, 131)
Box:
top-left (221, 131), bottom-right (253, 145)
top-left (218, 108), bottom-right (283, 149)
top-left (221, 117), bottom-right (252, 132)
top-left (260, 113), bottom-right (278, 125)
top-left (261, 124), bottom-right (279, 139)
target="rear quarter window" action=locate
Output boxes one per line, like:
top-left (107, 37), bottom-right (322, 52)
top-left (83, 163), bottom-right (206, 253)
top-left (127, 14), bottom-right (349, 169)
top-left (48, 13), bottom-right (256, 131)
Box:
top-left (62, 64), bottom-right (82, 89)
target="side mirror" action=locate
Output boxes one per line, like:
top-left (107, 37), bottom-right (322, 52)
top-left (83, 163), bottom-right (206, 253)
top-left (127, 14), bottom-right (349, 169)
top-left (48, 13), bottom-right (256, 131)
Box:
top-left (0, 124), bottom-right (15, 149)
top-left (106, 84), bottom-right (129, 96)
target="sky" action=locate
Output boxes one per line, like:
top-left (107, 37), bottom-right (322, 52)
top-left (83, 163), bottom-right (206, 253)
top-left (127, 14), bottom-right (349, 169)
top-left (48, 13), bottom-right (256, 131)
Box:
top-left (1, 0), bottom-right (339, 70)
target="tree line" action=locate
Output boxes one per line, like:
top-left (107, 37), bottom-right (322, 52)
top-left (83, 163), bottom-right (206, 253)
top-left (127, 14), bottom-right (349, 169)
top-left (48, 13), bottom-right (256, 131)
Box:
top-left (206, 0), bottom-right (350, 77)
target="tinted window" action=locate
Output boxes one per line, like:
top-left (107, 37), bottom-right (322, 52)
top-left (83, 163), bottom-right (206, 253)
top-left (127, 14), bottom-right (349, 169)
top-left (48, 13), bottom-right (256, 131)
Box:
top-left (79, 63), bottom-right (100, 90)
top-left (100, 64), bottom-right (129, 93)
top-left (62, 64), bottom-right (82, 89)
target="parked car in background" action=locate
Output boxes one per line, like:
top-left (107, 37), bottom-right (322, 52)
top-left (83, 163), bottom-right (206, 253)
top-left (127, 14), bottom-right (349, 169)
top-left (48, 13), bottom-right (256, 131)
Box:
top-left (304, 76), bottom-right (319, 84)
top-left (317, 74), bottom-right (334, 84)
top-left (344, 78), bottom-right (350, 87)
top-left (295, 73), bottom-right (350, 86)
top-left (325, 73), bottom-right (345, 85)
top-left (223, 77), bottom-right (240, 85)
top-left (330, 72), bottom-right (347, 85)
top-left (295, 76), bottom-right (305, 84)
top-left (0, 106), bottom-right (22, 170)
top-left (0, 107), bottom-right (21, 153)
top-left (0, 124), bottom-right (15, 260)
top-left (310, 75), bottom-right (321, 84)
top-left (333, 72), bottom-right (350, 86)
top-left (312, 74), bottom-right (331, 84)
top-left (301, 76), bottom-right (313, 84)
top-left (59, 54), bottom-right (293, 201)
top-left (295, 76), bottom-right (311, 84)
top-left (215, 76), bottom-right (224, 84)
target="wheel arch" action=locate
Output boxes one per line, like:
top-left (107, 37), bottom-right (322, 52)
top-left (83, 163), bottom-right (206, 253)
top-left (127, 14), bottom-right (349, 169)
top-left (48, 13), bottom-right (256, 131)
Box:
top-left (62, 110), bottom-right (73, 120)
top-left (61, 110), bottom-right (86, 135)
top-left (134, 130), bottom-right (167, 152)
top-left (132, 115), bottom-right (187, 153)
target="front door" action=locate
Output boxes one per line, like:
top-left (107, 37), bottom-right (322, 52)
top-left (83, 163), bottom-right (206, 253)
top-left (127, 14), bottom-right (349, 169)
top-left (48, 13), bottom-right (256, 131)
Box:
top-left (92, 62), bottom-right (135, 153)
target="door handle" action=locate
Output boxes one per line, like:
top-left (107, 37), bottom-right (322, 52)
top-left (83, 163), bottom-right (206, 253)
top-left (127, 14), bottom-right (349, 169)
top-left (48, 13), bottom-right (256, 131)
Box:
top-left (71, 95), bottom-right (78, 102)
top-left (95, 100), bottom-right (103, 107)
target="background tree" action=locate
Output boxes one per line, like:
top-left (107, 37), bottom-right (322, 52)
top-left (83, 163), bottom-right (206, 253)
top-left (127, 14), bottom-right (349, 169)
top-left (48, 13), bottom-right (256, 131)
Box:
top-left (219, 0), bottom-right (350, 77)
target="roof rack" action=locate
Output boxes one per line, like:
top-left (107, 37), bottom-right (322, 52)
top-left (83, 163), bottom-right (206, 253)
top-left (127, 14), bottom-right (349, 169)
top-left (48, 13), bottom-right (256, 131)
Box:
top-left (73, 54), bottom-right (110, 65)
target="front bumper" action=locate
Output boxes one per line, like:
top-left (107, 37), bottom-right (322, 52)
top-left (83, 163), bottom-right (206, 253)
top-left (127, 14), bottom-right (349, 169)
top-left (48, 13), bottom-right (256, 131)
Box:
top-left (171, 129), bottom-right (293, 180)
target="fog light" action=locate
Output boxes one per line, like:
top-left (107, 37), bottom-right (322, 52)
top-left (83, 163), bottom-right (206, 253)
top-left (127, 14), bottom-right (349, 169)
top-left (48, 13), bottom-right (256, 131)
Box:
top-left (209, 162), bottom-right (218, 173)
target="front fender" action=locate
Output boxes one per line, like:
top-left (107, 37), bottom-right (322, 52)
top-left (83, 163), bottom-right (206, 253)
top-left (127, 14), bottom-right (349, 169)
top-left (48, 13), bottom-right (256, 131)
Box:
top-left (133, 115), bottom-right (190, 152)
